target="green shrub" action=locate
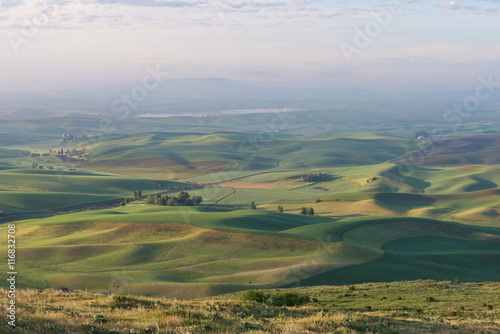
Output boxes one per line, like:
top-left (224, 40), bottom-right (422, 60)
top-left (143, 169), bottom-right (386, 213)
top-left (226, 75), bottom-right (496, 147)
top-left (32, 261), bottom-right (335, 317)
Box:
top-left (271, 292), bottom-right (310, 307)
top-left (94, 314), bottom-right (107, 323)
top-left (240, 290), bottom-right (270, 303)
top-left (240, 290), bottom-right (310, 307)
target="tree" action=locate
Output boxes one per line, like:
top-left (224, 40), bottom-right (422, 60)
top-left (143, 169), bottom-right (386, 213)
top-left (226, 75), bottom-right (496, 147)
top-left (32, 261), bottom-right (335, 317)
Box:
top-left (133, 191), bottom-right (138, 199)
top-left (137, 191), bottom-right (142, 198)
top-left (125, 198), bottom-right (130, 204)
top-left (307, 207), bottom-right (315, 216)
top-left (155, 197), bottom-right (165, 206)
top-left (177, 191), bottom-right (190, 204)
top-left (300, 207), bottom-right (307, 215)
top-left (120, 201), bottom-right (126, 207)
top-left (167, 197), bottom-right (179, 206)
top-left (145, 195), bottom-right (155, 205)
top-left (249, 202), bottom-right (257, 210)
top-left (277, 205), bottom-right (284, 213)
top-left (185, 198), bottom-right (194, 206)
top-left (192, 195), bottom-right (203, 205)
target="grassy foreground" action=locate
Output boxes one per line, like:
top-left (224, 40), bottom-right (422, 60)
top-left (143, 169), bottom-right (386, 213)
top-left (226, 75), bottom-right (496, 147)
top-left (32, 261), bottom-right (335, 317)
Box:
top-left (1, 280), bottom-right (499, 333)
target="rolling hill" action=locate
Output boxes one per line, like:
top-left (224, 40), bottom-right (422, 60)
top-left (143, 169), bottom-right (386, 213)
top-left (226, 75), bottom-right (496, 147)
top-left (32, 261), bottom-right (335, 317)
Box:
top-left (3, 206), bottom-right (499, 299)
top-left (395, 134), bottom-right (500, 166)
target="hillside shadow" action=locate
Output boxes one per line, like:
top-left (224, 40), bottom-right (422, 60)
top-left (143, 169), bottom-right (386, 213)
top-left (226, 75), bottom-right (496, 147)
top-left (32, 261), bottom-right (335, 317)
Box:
top-left (373, 193), bottom-right (436, 212)
top-left (464, 177), bottom-right (498, 192)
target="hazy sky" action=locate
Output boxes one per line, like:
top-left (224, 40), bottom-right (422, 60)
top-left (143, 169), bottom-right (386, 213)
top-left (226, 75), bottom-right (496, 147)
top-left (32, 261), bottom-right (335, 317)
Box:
top-left (0, 0), bottom-right (499, 91)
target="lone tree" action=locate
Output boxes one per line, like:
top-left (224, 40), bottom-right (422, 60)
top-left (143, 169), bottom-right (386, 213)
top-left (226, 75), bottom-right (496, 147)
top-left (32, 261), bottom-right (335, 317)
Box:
top-left (277, 205), bottom-right (284, 213)
top-left (307, 207), bottom-right (315, 216)
top-left (300, 207), bottom-right (307, 215)
top-left (249, 202), bottom-right (257, 210)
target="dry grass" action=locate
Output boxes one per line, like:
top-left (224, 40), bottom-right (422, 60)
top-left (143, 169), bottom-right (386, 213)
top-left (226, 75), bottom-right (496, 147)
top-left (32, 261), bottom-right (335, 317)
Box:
top-left (1, 280), bottom-right (499, 333)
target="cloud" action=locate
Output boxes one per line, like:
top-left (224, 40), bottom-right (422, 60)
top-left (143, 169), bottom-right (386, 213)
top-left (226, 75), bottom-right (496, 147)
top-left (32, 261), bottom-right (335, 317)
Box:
top-left (376, 56), bottom-right (441, 66)
top-left (83, 0), bottom-right (205, 7)
top-left (0, 0), bottom-right (23, 8)
top-left (83, 0), bottom-right (288, 9)
top-left (435, 0), bottom-right (498, 14)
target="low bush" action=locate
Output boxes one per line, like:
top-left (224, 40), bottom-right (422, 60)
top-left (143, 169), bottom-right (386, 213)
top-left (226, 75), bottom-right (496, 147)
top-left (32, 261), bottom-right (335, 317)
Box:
top-left (240, 290), bottom-right (310, 307)
top-left (240, 290), bottom-right (270, 303)
top-left (271, 292), bottom-right (310, 307)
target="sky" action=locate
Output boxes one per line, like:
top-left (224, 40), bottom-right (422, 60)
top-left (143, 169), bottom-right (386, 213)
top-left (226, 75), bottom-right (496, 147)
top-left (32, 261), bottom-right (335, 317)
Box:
top-left (0, 0), bottom-right (499, 91)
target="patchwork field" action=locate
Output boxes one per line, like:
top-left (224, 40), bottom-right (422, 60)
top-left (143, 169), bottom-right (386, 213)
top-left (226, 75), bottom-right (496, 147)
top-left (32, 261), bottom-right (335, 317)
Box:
top-left (2, 205), bottom-right (499, 299)
top-left (0, 169), bottom-right (167, 214)
top-left (1, 115), bottom-right (499, 311)
top-left (395, 134), bottom-right (500, 166)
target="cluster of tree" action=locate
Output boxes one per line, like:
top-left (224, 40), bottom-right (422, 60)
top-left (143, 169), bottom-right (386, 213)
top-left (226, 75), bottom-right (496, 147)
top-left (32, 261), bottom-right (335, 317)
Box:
top-left (62, 134), bottom-right (79, 143)
top-left (55, 149), bottom-right (70, 155)
top-left (299, 173), bottom-right (328, 182)
top-left (250, 203), bottom-right (313, 216)
top-left (300, 207), bottom-right (315, 216)
top-left (146, 191), bottom-right (202, 207)
top-left (120, 196), bottom-right (137, 206)
top-left (31, 148), bottom-right (70, 157)
top-left (32, 164), bottom-right (53, 170)
top-left (120, 191), bottom-right (143, 206)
